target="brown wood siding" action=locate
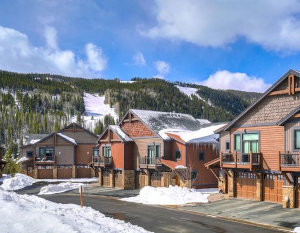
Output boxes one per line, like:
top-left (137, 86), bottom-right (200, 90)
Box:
top-left (76, 167), bottom-right (91, 178)
top-left (103, 170), bottom-right (110, 187)
top-left (99, 141), bottom-right (125, 169)
top-left (220, 131), bottom-right (230, 152)
top-left (151, 172), bottom-right (162, 187)
top-left (57, 168), bottom-right (72, 179)
top-left (186, 144), bottom-right (218, 188)
top-left (75, 145), bottom-right (93, 165)
top-left (38, 168), bottom-right (53, 179)
top-left (136, 171), bottom-right (146, 189)
top-left (236, 172), bottom-right (257, 200)
top-left (61, 127), bottom-right (98, 144)
top-left (125, 143), bottom-right (134, 170)
top-left (284, 119), bottom-right (300, 152)
top-left (114, 170), bottom-right (123, 188)
top-left (263, 174), bottom-right (283, 203)
top-left (121, 120), bottom-right (156, 138)
top-left (231, 125), bottom-right (284, 171)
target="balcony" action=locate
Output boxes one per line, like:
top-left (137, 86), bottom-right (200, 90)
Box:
top-left (34, 155), bottom-right (55, 165)
top-left (93, 156), bottom-right (112, 168)
top-left (139, 156), bottom-right (162, 169)
top-left (220, 151), bottom-right (261, 170)
top-left (280, 152), bottom-right (300, 172)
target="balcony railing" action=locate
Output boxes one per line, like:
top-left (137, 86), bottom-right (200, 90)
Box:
top-left (139, 156), bottom-right (162, 168)
top-left (280, 153), bottom-right (299, 167)
top-left (34, 155), bottom-right (55, 164)
top-left (93, 156), bottom-right (112, 167)
top-left (220, 151), bottom-right (261, 169)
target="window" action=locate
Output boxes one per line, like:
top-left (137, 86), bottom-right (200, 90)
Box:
top-left (147, 145), bottom-right (155, 158)
top-left (234, 134), bottom-right (241, 151)
top-left (225, 141), bottom-right (230, 151)
top-left (102, 146), bottom-right (111, 157)
top-left (175, 150), bottom-right (181, 160)
top-left (26, 151), bottom-right (33, 158)
top-left (242, 133), bottom-right (259, 154)
top-left (294, 129), bottom-right (300, 150)
top-left (155, 145), bottom-right (161, 158)
top-left (198, 151), bottom-right (205, 161)
top-left (93, 148), bottom-right (99, 157)
top-left (39, 147), bottom-right (54, 157)
top-left (191, 170), bottom-right (198, 181)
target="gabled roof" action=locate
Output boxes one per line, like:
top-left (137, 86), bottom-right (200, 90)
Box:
top-left (59, 122), bottom-right (98, 138)
top-left (23, 134), bottom-right (49, 146)
top-left (222, 69), bottom-right (300, 132)
top-left (120, 109), bottom-right (202, 140)
top-left (277, 105), bottom-right (300, 125)
top-left (98, 125), bottom-right (133, 142)
top-left (22, 132), bottom-right (77, 147)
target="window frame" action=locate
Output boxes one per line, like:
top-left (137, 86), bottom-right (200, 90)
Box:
top-left (225, 140), bottom-right (230, 151)
top-left (39, 147), bottom-right (54, 157)
top-left (198, 150), bottom-right (205, 161)
top-left (102, 145), bottom-right (111, 157)
top-left (26, 151), bottom-right (33, 158)
top-left (241, 132), bottom-right (260, 154)
top-left (233, 133), bottom-right (241, 152)
top-left (93, 147), bottom-right (99, 157)
top-left (175, 149), bottom-right (181, 161)
top-left (293, 128), bottom-right (300, 151)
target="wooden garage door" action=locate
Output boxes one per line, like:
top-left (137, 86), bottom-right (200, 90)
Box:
top-left (263, 174), bottom-right (283, 203)
top-left (136, 172), bottom-right (146, 189)
top-left (236, 172), bottom-right (257, 199)
top-left (114, 170), bottom-right (123, 188)
top-left (151, 172), bottom-right (162, 187)
top-left (103, 170), bottom-right (110, 187)
top-left (38, 167), bottom-right (53, 179)
top-left (57, 167), bottom-right (72, 179)
top-left (76, 168), bottom-right (91, 178)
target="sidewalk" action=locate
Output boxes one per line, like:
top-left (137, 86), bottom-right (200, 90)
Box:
top-left (180, 198), bottom-right (300, 231)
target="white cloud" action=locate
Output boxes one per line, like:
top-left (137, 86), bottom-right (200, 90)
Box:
top-left (199, 70), bottom-right (271, 93)
top-left (133, 52), bottom-right (146, 66)
top-left (154, 60), bottom-right (170, 79)
top-left (0, 25), bottom-right (107, 77)
top-left (142, 0), bottom-right (300, 52)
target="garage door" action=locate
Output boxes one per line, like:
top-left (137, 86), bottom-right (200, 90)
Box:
top-left (38, 166), bottom-right (53, 179)
top-left (76, 168), bottom-right (91, 178)
top-left (114, 170), bottom-right (123, 188)
top-left (151, 172), bottom-right (162, 187)
top-left (57, 167), bottom-right (72, 179)
top-left (103, 170), bottom-right (111, 187)
top-left (236, 172), bottom-right (257, 199)
top-left (136, 172), bottom-right (146, 189)
top-left (263, 174), bottom-right (283, 203)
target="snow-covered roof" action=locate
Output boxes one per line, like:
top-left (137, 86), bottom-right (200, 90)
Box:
top-left (57, 133), bottom-right (77, 145)
top-left (23, 134), bottom-right (49, 146)
top-left (130, 109), bottom-right (202, 140)
top-left (16, 157), bottom-right (30, 164)
top-left (109, 125), bottom-right (133, 142)
top-left (163, 123), bottom-right (227, 144)
top-left (196, 119), bottom-right (211, 125)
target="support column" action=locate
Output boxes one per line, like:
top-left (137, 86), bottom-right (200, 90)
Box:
top-left (72, 165), bottom-right (76, 178)
top-left (33, 166), bottom-right (38, 179)
top-left (109, 169), bottom-right (115, 188)
top-left (283, 186), bottom-right (295, 208)
top-left (91, 167), bottom-right (95, 178)
top-left (228, 170), bottom-right (236, 197)
top-left (123, 170), bottom-right (135, 190)
top-left (53, 166), bottom-right (57, 179)
top-left (256, 173), bottom-right (263, 201)
top-left (98, 168), bottom-right (103, 186)
top-left (145, 170), bottom-right (151, 186)
top-left (218, 176), bottom-right (227, 193)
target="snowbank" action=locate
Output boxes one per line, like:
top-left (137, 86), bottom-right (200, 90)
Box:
top-left (294, 227), bottom-right (300, 233)
top-left (39, 182), bottom-right (84, 195)
top-left (121, 186), bottom-right (217, 205)
top-left (1, 173), bottom-right (36, 191)
top-left (0, 189), bottom-right (150, 233)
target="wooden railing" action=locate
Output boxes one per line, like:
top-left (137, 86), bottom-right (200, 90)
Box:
top-left (34, 155), bottom-right (55, 163)
top-left (280, 153), bottom-right (299, 167)
top-left (139, 156), bottom-right (162, 168)
top-left (220, 151), bottom-right (261, 169)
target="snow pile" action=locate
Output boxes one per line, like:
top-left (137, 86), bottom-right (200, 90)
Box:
top-left (294, 227), bottom-right (300, 233)
top-left (39, 182), bottom-right (84, 195)
top-left (0, 189), bottom-right (150, 233)
top-left (1, 173), bottom-right (36, 191)
top-left (176, 85), bottom-right (200, 98)
top-left (57, 133), bottom-right (77, 145)
top-left (121, 186), bottom-right (217, 205)
top-left (175, 165), bottom-right (187, 169)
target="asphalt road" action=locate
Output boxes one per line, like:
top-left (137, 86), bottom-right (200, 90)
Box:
top-left (41, 192), bottom-right (285, 233)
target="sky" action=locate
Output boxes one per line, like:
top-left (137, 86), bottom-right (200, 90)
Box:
top-left (1, 0), bottom-right (300, 92)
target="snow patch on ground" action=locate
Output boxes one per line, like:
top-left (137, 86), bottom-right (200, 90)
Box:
top-left (0, 189), bottom-right (150, 233)
top-left (294, 227), bottom-right (300, 233)
top-left (1, 174), bottom-right (36, 191)
top-left (121, 186), bottom-right (217, 205)
top-left (39, 182), bottom-right (84, 195)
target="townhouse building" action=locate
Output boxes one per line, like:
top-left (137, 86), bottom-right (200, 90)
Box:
top-left (205, 69), bottom-right (300, 208)
top-left (93, 109), bottom-right (225, 189)
top-left (20, 123), bottom-right (98, 179)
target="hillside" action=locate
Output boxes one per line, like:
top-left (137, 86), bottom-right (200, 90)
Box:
top-left (0, 70), bottom-right (261, 151)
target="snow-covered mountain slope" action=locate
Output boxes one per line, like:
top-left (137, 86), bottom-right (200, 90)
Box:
top-left (175, 85), bottom-right (200, 98)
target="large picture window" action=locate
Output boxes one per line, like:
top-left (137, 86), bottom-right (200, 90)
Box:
top-left (242, 133), bottom-right (259, 154)
top-left (294, 130), bottom-right (300, 150)
top-left (102, 146), bottom-right (111, 157)
top-left (234, 134), bottom-right (241, 151)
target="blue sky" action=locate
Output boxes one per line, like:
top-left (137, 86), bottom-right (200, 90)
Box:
top-left (1, 0), bottom-right (300, 92)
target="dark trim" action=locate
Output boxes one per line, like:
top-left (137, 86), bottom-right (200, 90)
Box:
top-left (222, 69), bottom-right (300, 132)
top-left (132, 136), bottom-right (159, 139)
top-left (278, 105), bottom-right (300, 126)
top-left (175, 149), bottom-right (182, 161)
top-left (292, 127), bottom-right (300, 152)
top-left (234, 122), bottom-right (277, 128)
top-left (225, 140), bottom-right (230, 151)
top-left (233, 132), bottom-right (242, 152)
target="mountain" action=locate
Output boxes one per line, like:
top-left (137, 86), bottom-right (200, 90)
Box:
top-left (0, 70), bottom-right (261, 152)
